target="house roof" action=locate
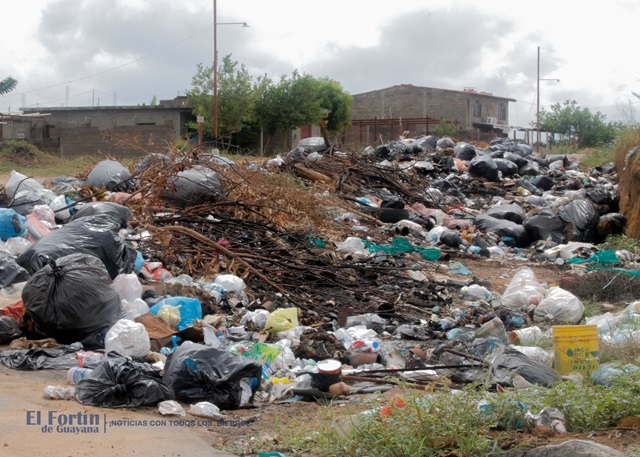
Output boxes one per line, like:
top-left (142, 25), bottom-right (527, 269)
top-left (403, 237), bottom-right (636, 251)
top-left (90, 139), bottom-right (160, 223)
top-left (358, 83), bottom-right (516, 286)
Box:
top-left (353, 84), bottom-right (517, 103)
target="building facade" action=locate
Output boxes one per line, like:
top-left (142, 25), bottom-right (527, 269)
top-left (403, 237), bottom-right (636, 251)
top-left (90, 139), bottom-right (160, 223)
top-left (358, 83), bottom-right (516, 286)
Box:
top-left (12, 98), bottom-right (194, 158)
top-left (341, 84), bottom-right (516, 147)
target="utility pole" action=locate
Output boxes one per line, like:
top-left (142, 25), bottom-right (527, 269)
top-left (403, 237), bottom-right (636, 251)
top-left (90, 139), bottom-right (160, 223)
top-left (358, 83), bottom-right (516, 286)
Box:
top-left (536, 46), bottom-right (540, 153)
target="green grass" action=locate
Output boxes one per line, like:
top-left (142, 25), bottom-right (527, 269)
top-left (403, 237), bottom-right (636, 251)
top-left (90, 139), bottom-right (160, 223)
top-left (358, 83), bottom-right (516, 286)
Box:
top-left (0, 139), bottom-right (99, 177)
top-left (275, 372), bottom-right (640, 457)
top-left (599, 234), bottom-right (640, 255)
top-left (581, 146), bottom-right (616, 168)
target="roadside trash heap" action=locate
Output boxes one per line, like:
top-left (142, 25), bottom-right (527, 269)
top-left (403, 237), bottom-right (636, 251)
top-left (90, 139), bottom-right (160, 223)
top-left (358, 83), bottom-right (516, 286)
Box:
top-left (0, 135), bottom-right (638, 430)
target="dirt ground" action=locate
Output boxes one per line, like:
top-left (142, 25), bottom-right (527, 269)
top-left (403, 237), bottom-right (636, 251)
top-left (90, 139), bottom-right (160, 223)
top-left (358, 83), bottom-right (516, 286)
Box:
top-left (1, 360), bottom-right (638, 457)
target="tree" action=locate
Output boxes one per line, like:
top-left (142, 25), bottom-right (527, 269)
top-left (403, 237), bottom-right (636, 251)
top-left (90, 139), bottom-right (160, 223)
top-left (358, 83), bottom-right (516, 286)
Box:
top-left (315, 78), bottom-right (352, 135)
top-left (0, 76), bottom-right (17, 95)
top-left (539, 100), bottom-right (618, 148)
top-left (254, 71), bottom-right (322, 136)
top-left (150, 95), bottom-right (157, 106)
top-left (254, 72), bottom-right (352, 139)
top-left (186, 55), bottom-right (255, 138)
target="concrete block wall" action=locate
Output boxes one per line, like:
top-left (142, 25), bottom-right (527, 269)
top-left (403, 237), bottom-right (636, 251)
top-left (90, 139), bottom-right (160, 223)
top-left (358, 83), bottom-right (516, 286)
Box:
top-left (46, 124), bottom-right (176, 159)
top-left (351, 85), bottom-right (512, 132)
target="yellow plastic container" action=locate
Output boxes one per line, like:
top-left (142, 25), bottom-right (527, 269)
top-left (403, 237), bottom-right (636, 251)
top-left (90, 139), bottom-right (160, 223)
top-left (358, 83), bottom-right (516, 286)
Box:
top-left (552, 325), bottom-right (600, 377)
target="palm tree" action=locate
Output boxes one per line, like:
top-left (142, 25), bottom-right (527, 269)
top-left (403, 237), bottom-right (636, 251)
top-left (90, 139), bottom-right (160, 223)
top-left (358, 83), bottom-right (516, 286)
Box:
top-left (0, 76), bottom-right (17, 95)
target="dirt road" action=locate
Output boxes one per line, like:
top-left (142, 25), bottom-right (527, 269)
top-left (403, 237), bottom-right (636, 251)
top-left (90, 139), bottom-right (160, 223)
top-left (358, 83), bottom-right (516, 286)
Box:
top-left (0, 363), bottom-right (238, 457)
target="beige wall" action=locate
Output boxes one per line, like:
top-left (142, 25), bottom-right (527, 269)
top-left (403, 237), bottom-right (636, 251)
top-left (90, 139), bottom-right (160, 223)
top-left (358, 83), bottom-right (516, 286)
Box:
top-left (351, 85), bottom-right (512, 130)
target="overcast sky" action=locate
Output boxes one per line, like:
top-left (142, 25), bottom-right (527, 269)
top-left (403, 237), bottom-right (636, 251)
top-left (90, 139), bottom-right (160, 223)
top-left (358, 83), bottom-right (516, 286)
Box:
top-left (2, 0), bottom-right (639, 128)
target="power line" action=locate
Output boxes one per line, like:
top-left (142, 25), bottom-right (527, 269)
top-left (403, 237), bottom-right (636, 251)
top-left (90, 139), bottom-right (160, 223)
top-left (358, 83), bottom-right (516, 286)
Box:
top-left (0, 25), bottom-right (213, 99)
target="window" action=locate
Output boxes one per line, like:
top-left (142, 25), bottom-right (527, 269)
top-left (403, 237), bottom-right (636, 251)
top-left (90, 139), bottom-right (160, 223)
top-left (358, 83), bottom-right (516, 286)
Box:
top-left (473, 100), bottom-right (482, 118)
top-left (498, 103), bottom-right (506, 120)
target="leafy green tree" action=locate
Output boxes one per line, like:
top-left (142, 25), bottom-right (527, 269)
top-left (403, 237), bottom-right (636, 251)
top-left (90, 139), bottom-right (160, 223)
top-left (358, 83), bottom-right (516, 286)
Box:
top-left (256, 71), bottom-right (323, 134)
top-left (315, 78), bottom-right (352, 134)
top-left (186, 54), bottom-right (255, 137)
top-left (0, 76), bottom-right (17, 95)
top-left (539, 100), bottom-right (618, 147)
top-left (254, 72), bottom-right (352, 138)
top-left (150, 95), bottom-right (157, 106)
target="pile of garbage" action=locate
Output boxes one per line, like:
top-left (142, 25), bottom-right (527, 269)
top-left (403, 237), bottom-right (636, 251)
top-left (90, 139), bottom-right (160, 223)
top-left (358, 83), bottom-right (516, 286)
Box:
top-left (0, 135), bottom-right (638, 420)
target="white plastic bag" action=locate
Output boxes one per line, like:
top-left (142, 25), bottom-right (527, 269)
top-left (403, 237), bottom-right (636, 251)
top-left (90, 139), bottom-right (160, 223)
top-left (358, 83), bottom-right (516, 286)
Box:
top-left (335, 237), bottom-right (367, 254)
top-left (213, 274), bottom-right (246, 293)
top-left (240, 309), bottom-right (270, 330)
top-left (121, 298), bottom-right (149, 320)
top-left (104, 319), bottom-right (151, 358)
top-left (43, 385), bottom-right (76, 400)
top-left (48, 194), bottom-right (72, 222)
top-left (272, 340), bottom-right (295, 370)
top-left (534, 287), bottom-right (584, 324)
top-left (5, 170), bottom-right (43, 197)
top-left (511, 346), bottom-right (554, 367)
top-left (501, 267), bottom-right (546, 309)
top-left (6, 237), bottom-right (32, 256)
top-left (112, 273), bottom-right (143, 301)
top-left (189, 402), bottom-right (225, 419)
top-left (460, 284), bottom-right (493, 301)
top-left (586, 312), bottom-right (619, 335)
top-left (159, 400), bottom-right (186, 416)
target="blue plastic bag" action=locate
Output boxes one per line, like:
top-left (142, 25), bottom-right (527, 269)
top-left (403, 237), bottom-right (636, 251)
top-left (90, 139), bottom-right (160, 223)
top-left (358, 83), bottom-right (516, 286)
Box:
top-left (0, 208), bottom-right (26, 240)
top-left (149, 296), bottom-right (202, 330)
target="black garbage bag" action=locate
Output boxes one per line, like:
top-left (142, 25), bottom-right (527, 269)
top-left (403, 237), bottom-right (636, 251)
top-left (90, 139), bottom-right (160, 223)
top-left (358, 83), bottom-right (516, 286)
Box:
top-left (17, 215), bottom-right (137, 279)
top-left (0, 343), bottom-right (83, 370)
top-left (134, 153), bottom-right (173, 174)
top-left (494, 158), bottom-right (518, 176)
top-left (163, 343), bottom-right (262, 410)
top-left (76, 358), bottom-right (173, 407)
top-left (513, 144), bottom-right (533, 158)
top-left (0, 316), bottom-right (21, 343)
top-left (546, 155), bottom-right (571, 167)
top-left (469, 155), bottom-right (500, 181)
top-left (597, 213), bottom-right (627, 242)
top-left (488, 150), bottom-right (504, 159)
top-left (7, 192), bottom-right (45, 216)
top-left (487, 346), bottom-right (560, 387)
top-left (533, 175), bottom-right (554, 191)
top-left (85, 160), bottom-right (133, 192)
top-left (413, 135), bottom-right (437, 153)
top-left (454, 142), bottom-right (477, 161)
top-left (440, 229), bottom-right (463, 248)
top-left (297, 137), bottom-right (327, 153)
top-left (381, 196), bottom-right (405, 209)
top-left (161, 166), bottom-right (225, 208)
top-left (586, 188), bottom-right (615, 205)
top-left (474, 214), bottom-right (530, 247)
top-left (284, 146), bottom-right (308, 164)
top-left (70, 202), bottom-right (132, 230)
top-left (51, 176), bottom-right (85, 193)
top-left (21, 254), bottom-right (122, 348)
top-left (436, 137), bottom-right (455, 149)
top-left (486, 204), bottom-right (526, 224)
top-left (503, 152), bottom-right (528, 168)
top-left (518, 160), bottom-right (541, 176)
top-left (523, 209), bottom-right (567, 244)
top-left (558, 200), bottom-right (600, 242)
top-left (0, 251), bottom-right (29, 288)
top-left (528, 156), bottom-right (549, 168)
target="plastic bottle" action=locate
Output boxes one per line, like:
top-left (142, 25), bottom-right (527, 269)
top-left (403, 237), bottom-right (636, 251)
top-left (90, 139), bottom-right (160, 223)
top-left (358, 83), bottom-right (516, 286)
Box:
top-left (67, 367), bottom-right (93, 384)
top-left (349, 339), bottom-right (381, 353)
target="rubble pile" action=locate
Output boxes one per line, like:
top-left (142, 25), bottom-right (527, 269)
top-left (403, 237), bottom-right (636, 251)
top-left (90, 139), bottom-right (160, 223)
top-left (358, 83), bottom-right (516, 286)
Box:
top-left (0, 134), bottom-right (639, 440)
